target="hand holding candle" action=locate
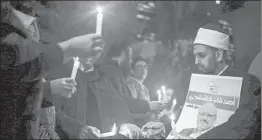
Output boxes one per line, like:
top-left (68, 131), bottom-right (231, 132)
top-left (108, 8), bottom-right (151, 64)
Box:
top-left (71, 57), bottom-right (80, 80)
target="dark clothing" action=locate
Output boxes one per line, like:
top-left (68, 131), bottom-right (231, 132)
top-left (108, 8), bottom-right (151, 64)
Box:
top-left (100, 59), bottom-right (151, 114)
top-left (87, 63), bottom-right (134, 132)
top-left (45, 59), bottom-right (90, 139)
top-left (0, 22), bottom-right (64, 139)
top-left (197, 66), bottom-right (261, 139)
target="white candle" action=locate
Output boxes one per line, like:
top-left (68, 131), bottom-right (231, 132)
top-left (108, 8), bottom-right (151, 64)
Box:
top-left (157, 90), bottom-right (162, 101)
top-left (96, 7), bottom-right (103, 35)
top-left (100, 123), bottom-right (117, 138)
top-left (71, 57), bottom-right (80, 80)
top-left (169, 114), bottom-right (176, 130)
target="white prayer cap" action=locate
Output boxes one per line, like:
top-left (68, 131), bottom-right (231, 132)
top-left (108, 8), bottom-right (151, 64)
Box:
top-left (193, 23), bottom-right (230, 50)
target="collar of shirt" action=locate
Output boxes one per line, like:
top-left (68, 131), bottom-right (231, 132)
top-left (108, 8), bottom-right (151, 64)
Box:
top-left (12, 8), bottom-right (36, 29)
top-left (12, 8), bottom-right (40, 42)
top-left (217, 65), bottom-right (229, 76)
top-left (189, 127), bottom-right (214, 139)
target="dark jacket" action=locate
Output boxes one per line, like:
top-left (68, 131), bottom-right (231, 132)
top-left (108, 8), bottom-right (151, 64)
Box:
top-left (87, 63), bottom-right (134, 133)
top-left (0, 22), bottom-right (64, 139)
top-left (198, 66), bottom-right (261, 139)
top-left (45, 59), bottom-right (91, 139)
top-left (100, 59), bottom-right (151, 114)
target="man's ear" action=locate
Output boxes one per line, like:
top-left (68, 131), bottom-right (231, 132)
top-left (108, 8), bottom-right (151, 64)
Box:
top-left (215, 49), bottom-right (224, 62)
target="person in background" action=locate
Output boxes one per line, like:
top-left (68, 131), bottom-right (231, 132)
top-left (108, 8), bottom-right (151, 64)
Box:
top-left (1, 2), bottom-right (103, 139)
top-left (126, 57), bottom-right (155, 127)
top-left (190, 23), bottom-right (260, 139)
top-left (101, 41), bottom-right (166, 119)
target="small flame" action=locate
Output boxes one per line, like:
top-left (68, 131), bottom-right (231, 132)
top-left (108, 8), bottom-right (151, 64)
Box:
top-left (215, 0), bottom-right (220, 4)
top-left (170, 114), bottom-right (176, 121)
top-left (112, 123), bottom-right (117, 134)
top-left (97, 6), bottom-right (102, 14)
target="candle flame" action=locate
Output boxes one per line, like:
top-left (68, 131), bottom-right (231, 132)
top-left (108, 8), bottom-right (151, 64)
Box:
top-left (97, 6), bottom-right (102, 14)
top-left (215, 0), bottom-right (220, 4)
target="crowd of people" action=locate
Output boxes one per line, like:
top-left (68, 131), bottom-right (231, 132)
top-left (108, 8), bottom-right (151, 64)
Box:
top-left (1, 1), bottom-right (260, 139)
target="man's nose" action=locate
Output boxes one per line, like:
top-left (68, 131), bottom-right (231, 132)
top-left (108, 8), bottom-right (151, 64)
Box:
top-left (195, 57), bottom-right (200, 65)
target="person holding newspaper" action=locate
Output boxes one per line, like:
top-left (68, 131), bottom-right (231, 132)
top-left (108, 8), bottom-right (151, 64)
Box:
top-left (169, 22), bottom-right (260, 139)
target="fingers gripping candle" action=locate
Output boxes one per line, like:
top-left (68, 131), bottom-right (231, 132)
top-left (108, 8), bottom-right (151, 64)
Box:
top-left (71, 57), bottom-right (80, 80)
top-left (96, 7), bottom-right (103, 35)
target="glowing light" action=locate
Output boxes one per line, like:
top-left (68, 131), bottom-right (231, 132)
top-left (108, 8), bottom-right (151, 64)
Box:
top-left (96, 6), bottom-right (103, 35)
top-left (97, 6), bottom-right (103, 14)
top-left (215, 0), bottom-right (220, 4)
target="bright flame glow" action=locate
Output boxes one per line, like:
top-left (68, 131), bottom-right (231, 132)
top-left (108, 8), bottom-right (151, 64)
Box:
top-left (97, 6), bottom-right (103, 14)
top-left (215, 0), bottom-right (220, 4)
top-left (170, 114), bottom-right (176, 121)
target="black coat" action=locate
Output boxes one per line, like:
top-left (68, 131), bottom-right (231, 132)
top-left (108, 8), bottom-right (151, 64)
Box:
top-left (0, 22), bottom-right (64, 139)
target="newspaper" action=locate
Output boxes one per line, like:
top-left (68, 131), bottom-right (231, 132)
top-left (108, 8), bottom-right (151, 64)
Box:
top-left (167, 74), bottom-right (243, 139)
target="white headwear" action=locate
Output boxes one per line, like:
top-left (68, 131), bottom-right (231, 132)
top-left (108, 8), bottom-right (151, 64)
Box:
top-left (193, 23), bottom-right (229, 50)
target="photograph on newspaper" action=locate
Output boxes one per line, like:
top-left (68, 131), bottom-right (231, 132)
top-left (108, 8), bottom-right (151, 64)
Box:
top-left (167, 74), bottom-right (243, 139)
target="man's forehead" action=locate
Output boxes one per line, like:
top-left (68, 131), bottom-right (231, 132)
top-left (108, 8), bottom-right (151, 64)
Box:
top-left (199, 103), bottom-right (217, 114)
top-left (193, 44), bottom-right (209, 54)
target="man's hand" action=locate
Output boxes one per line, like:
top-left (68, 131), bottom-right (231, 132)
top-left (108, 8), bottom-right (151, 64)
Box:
top-left (141, 121), bottom-right (166, 139)
top-left (119, 123), bottom-right (142, 139)
top-left (79, 125), bottom-right (100, 139)
top-left (148, 101), bottom-right (167, 113)
top-left (50, 78), bottom-right (77, 98)
top-left (59, 33), bottom-right (104, 62)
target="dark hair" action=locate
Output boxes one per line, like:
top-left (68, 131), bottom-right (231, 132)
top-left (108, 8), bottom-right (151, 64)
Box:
top-left (131, 57), bottom-right (147, 69)
top-left (106, 40), bottom-right (130, 59)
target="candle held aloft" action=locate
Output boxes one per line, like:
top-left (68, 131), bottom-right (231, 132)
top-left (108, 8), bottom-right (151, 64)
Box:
top-left (96, 7), bottom-right (103, 35)
top-left (71, 57), bottom-right (80, 80)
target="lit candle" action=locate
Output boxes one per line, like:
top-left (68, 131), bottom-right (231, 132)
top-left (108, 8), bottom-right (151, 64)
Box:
top-left (157, 89), bottom-right (162, 101)
top-left (100, 123), bottom-right (117, 138)
top-left (71, 57), bottom-right (80, 80)
top-left (169, 114), bottom-right (176, 130)
top-left (96, 7), bottom-right (103, 35)
top-left (215, 0), bottom-right (220, 4)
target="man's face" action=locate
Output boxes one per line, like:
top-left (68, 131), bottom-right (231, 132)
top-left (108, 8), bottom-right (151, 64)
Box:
top-left (133, 60), bottom-right (148, 81)
top-left (196, 104), bottom-right (217, 131)
top-left (193, 44), bottom-right (217, 74)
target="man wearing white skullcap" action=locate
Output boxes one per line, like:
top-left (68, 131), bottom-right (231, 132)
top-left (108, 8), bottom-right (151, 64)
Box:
top-left (191, 23), bottom-right (261, 139)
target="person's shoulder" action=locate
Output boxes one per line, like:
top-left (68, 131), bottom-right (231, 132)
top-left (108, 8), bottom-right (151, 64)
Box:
top-left (98, 60), bottom-right (120, 76)
top-left (228, 67), bottom-right (260, 95)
